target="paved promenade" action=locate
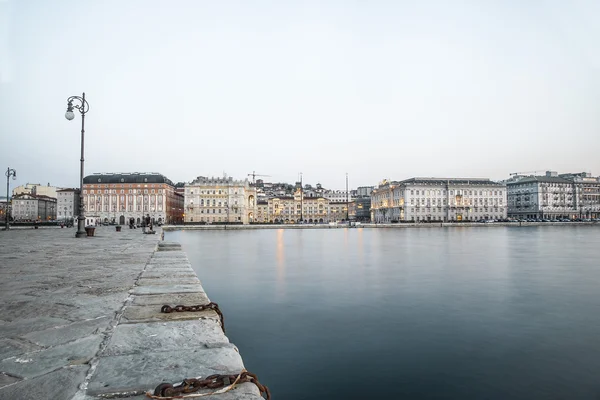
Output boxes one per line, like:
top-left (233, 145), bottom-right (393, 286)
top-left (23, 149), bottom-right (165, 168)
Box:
top-left (0, 227), bottom-right (262, 400)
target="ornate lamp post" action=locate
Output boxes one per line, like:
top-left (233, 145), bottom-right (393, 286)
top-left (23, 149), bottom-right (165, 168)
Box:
top-left (65, 93), bottom-right (90, 238)
top-left (4, 167), bottom-right (16, 230)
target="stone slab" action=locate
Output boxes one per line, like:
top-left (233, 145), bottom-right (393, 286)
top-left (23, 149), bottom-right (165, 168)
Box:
top-left (102, 319), bottom-right (228, 356)
top-left (75, 382), bottom-right (262, 400)
top-left (143, 267), bottom-right (195, 274)
top-left (156, 247), bottom-right (183, 251)
top-left (23, 317), bottom-right (109, 347)
top-left (0, 365), bottom-right (88, 400)
top-left (131, 292), bottom-right (210, 306)
top-left (0, 317), bottom-right (73, 338)
top-left (136, 277), bottom-right (201, 286)
top-left (87, 346), bottom-right (245, 395)
top-left (0, 335), bottom-right (102, 379)
top-left (0, 372), bottom-right (21, 389)
top-left (157, 241), bottom-right (181, 247)
top-left (140, 271), bottom-right (199, 279)
top-left (0, 338), bottom-right (44, 360)
top-left (131, 284), bottom-right (205, 295)
top-left (151, 252), bottom-right (188, 258)
top-left (121, 305), bottom-right (220, 324)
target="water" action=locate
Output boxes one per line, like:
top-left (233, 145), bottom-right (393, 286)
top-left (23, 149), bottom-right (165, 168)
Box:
top-left (166, 226), bottom-right (600, 399)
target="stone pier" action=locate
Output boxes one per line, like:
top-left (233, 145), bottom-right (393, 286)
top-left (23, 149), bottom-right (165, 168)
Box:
top-left (0, 227), bottom-right (263, 400)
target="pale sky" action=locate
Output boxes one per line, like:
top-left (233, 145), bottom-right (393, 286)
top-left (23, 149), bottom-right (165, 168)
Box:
top-left (1, 0), bottom-right (599, 191)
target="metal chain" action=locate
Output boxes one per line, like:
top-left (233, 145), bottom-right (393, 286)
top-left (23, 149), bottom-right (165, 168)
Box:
top-left (148, 370), bottom-right (271, 399)
top-left (161, 302), bottom-right (225, 333)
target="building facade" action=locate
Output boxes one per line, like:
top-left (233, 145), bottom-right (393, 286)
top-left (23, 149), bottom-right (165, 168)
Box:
top-left (56, 188), bottom-right (80, 222)
top-left (356, 186), bottom-right (374, 197)
top-left (250, 189), bottom-right (349, 224)
top-left (0, 196), bottom-right (8, 221)
top-left (184, 176), bottom-right (257, 224)
top-left (12, 183), bottom-right (62, 199)
top-left (371, 178), bottom-right (507, 223)
top-left (507, 171), bottom-right (600, 219)
top-left (349, 197), bottom-right (371, 222)
top-left (323, 189), bottom-right (353, 203)
top-left (12, 194), bottom-right (57, 221)
top-left (82, 172), bottom-right (183, 225)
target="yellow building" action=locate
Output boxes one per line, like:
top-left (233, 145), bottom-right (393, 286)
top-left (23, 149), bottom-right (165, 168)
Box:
top-left (259, 190), bottom-right (346, 223)
top-left (184, 176), bottom-right (257, 224)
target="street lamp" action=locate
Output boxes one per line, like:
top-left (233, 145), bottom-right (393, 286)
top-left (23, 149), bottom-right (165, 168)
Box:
top-left (4, 167), bottom-right (16, 230)
top-left (65, 93), bottom-right (90, 238)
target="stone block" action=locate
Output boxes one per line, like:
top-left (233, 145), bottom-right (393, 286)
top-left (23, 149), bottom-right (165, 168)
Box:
top-left (0, 366), bottom-right (88, 399)
top-left (140, 272), bottom-right (198, 280)
top-left (0, 317), bottom-right (72, 338)
top-left (0, 372), bottom-right (21, 389)
top-left (131, 284), bottom-right (205, 295)
top-left (136, 277), bottom-right (200, 286)
top-left (0, 338), bottom-right (44, 360)
top-left (73, 382), bottom-right (262, 400)
top-left (23, 317), bottom-right (110, 347)
top-left (145, 266), bottom-right (193, 272)
top-left (151, 252), bottom-right (188, 258)
top-left (87, 346), bottom-right (245, 395)
top-left (157, 241), bottom-right (181, 248)
top-left (102, 319), bottom-right (228, 356)
top-left (131, 292), bottom-right (210, 306)
top-left (0, 335), bottom-right (102, 379)
top-left (121, 305), bottom-right (220, 324)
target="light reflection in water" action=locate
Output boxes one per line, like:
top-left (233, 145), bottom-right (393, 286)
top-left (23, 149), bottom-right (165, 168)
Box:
top-left (276, 229), bottom-right (285, 296)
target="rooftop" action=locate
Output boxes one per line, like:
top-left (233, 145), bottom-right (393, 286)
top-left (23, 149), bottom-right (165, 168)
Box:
top-left (507, 176), bottom-right (573, 185)
top-left (83, 173), bottom-right (174, 186)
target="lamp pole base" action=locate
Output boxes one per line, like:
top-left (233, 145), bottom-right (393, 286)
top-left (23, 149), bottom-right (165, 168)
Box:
top-left (75, 218), bottom-right (87, 238)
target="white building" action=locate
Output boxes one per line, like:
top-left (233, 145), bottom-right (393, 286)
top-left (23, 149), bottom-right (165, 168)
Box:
top-left (323, 189), bottom-right (353, 203)
top-left (185, 176), bottom-right (257, 224)
top-left (56, 188), bottom-right (80, 221)
top-left (371, 178), bottom-right (507, 223)
top-left (13, 183), bottom-right (61, 199)
top-left (12, 194), bottom-right (57, 221)
top-left (507, 171), bottom-right (600, 219)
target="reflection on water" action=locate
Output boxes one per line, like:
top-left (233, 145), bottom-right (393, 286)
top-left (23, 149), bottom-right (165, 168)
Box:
top-left (169, 227), bottom-right (600, 400)
top-left (276, 229), bottom-right (285, 297)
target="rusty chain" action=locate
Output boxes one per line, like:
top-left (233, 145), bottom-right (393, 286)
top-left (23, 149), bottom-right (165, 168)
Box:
top-left (147, 370), bottom-right (271, 399)
top-left (161, 302), bottom-right (225, 333)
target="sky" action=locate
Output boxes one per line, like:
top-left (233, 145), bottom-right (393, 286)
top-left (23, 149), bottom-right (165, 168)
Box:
top-left (1, 0), bottom-right (599, 191)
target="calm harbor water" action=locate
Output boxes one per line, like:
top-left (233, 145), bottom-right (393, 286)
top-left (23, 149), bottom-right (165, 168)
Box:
top-left (166, 226), bottom-right (600, 399)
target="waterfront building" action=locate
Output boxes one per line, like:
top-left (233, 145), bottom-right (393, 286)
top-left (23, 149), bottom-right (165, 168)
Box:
top-left (82, 172), bottom-right (183, 225)
top-left (56, 188), bottom-right (80, 222)
top-left (184, 176), bottom-right (256, 224)
top-left (12, 193), bottom-right (57, 221)
top-left (568, 172), bottom-right (600, 219)
top-left (356, 186), bottom-right (374, 197)
top-left (507, 171), bottom-right (600, 219)
top-left (256, 200), bottom-right (269, 223)
top-left (349, 197), bottom-right (371, 222)
top-left (0, 196), bottom-right (7, 219)
top-left (323, 189), bottom-right (353, 203)
top-left (12, 183), bottom-right (62, 199)
top-left (327, 201), bottom-right (349, 222)
top-left (371, 178), bottom-right (507, 223)
top-left (267, 190), bottom-right (332, 223)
